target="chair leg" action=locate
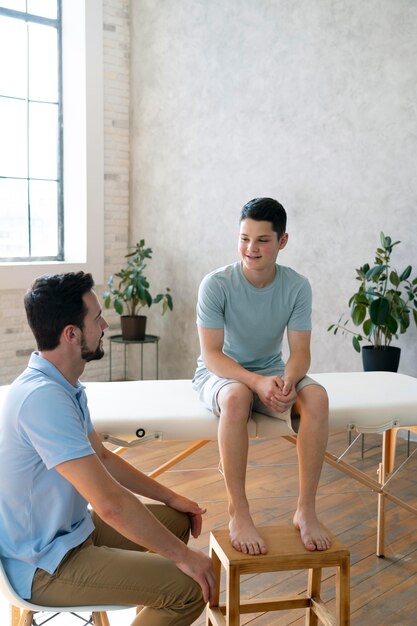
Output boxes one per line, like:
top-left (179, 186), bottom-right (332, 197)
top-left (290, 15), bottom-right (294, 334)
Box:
top-left (18, 610), bottom-right (34, 626)
top-left (11, 606), bottom-right (21, 626)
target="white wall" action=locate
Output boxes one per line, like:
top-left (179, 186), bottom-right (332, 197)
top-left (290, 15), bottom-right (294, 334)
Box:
top-left (130, 0), bottom-right (417, 379)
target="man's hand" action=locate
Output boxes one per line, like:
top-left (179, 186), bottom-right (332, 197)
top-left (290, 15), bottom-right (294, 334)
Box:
top-left (176, 547), bottom-right (216, 604)
top-left (167, 493), bottom-right (207, 538)
top-left (254, 374), bottom-right (297, 413)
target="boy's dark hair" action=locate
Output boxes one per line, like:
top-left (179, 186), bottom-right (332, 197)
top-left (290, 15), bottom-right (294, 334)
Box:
top-left (24, 272), bottom-right (95, 351)
top-left (240, 197), bottom-right (287, 237)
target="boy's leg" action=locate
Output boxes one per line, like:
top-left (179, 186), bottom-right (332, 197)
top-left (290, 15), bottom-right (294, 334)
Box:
top-left (217, 382), bottom-right (267, 556)
top-left (292, 383), bottom-right (331, 551)
top-left (30, 505), bottom-right (205, 626)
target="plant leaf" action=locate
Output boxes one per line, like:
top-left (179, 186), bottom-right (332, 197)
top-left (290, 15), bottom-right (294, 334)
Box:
top-left (400, 265), bottom-right (412, 281)
top-left (369, 297), bottom-right (389, 324)
top-left (352, 304), bottom-right (366, 326)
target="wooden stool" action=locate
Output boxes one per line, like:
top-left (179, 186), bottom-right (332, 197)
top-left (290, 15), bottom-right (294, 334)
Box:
top-left (207, 525), bottom-right (350, 626)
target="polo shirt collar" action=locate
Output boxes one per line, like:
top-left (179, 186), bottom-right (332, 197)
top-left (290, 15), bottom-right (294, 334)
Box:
top-left (27, 351), bottom-right (85, 398)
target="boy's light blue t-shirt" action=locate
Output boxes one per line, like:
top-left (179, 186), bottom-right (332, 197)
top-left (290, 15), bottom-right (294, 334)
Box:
top-left (0, 352), bottom-right (95, 599)
top-left (194, 262), bottom-right (312, 378)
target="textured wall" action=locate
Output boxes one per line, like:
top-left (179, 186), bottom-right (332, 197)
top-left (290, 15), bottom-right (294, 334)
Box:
top-left (130, 0), bottom-right (417, 379)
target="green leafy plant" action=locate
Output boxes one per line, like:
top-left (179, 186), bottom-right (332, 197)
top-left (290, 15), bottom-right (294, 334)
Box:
top-left (328, 232), bottom-right (417, 352)
top-left (103, 240), bottom-right (173, 317)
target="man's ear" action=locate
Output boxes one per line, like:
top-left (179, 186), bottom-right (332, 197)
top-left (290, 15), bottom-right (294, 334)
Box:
top-left (62, 325), bottom-right (80, 345)
top-left (279, 233), bottom-right (289, 250)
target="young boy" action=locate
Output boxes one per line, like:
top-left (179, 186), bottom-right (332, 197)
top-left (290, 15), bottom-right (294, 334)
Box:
top-left (193, 197), bottom-right (331, 555)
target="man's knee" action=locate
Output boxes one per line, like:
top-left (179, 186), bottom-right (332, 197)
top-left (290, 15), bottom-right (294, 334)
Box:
top-left (147, 504), bottom-right (191, 544)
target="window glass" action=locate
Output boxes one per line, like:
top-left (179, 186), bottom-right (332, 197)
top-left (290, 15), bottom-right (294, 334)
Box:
top-left (0, 0), bottom-right (61, 262)
top-left (0, 178), bottom-right (29, 258)
top-left (0, 15), bottom-right (27, 99)
top-left (27, 0), bottom-right (57, 19)
top-left (30, 180), bottom-right (58, 256)
top-left (0, 1), bottom-right (26, 11)
top-left (29, 101), bottom-right (58, 180)
top-left (0, 97), bottom-right (27, 178)
top-left (29, 22), bottom-right (58, 102)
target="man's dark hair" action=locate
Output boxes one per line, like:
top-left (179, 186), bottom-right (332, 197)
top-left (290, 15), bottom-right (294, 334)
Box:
top-left (24, 272), bottom-right (95, 351)
top-left (240, 197), bottom-right (287, 238)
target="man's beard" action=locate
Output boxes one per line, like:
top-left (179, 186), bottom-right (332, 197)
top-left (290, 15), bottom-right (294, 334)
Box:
top-left (80, 333), bottom-right (105, 362)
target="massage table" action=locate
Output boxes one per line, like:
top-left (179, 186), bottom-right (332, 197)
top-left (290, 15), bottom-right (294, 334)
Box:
top-left (1, 371), bottom-right (417, 556)
top-left (83, 370), bottom-right (417, 557)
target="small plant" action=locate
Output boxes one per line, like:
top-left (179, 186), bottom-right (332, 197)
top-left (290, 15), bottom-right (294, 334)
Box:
top-left (103, 240), bottom-right (173, 317)
top-left (328, 232), bottom-right (417, 352)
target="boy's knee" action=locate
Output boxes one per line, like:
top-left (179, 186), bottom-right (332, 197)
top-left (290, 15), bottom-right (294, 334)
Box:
top-left (218, 383), bottom-right (252, 417)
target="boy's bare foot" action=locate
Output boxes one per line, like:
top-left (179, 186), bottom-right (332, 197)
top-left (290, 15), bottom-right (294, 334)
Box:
top-left (229, 514), bottom-right (267, 555)
top-left (293, 509), bottom-right (332, 551)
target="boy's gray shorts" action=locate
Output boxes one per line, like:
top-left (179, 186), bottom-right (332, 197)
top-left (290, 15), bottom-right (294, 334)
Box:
top-left (192, 372), bottom-right (324, 433)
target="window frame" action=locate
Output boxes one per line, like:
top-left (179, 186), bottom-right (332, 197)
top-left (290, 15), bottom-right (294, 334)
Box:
top-left (0, 0), bottom-right (104, 289)
top-left (0, 1), bottom-right (64, 262)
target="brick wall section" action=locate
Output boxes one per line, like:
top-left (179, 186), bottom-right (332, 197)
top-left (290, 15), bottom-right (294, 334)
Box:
top-left (0, 0), bottom-right (130, 385)
top-left (83, 0), bottom-right (130, 383)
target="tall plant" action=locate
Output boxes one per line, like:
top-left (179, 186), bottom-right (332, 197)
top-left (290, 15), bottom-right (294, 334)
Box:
top-left (328, 232), bottom-right (417, 352)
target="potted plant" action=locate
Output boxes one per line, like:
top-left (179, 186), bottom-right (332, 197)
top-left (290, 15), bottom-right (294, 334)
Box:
top-left (103, 240), bottom-right (173, 340)
top-left (328, 232), bottom-right (417, 371)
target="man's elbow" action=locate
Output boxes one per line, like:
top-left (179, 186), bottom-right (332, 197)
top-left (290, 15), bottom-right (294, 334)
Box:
top-left (92, 491), bottom-right (126, 526)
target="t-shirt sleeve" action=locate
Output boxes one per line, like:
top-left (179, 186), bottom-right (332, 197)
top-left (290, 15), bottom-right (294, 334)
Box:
top-left (196, 273), bottom-right (225, 329)
top-left (287, 278), bottom-right (312, 331)
top-left (19, 385), bottom-right (95, 470)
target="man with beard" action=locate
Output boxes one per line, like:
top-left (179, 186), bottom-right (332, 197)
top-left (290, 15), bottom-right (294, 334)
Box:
top-left (0, 272), bottom-right (215, 626)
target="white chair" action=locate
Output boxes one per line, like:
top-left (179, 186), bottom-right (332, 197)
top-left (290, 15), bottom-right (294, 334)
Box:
top-left (0, 558), bottom-right (130, 626)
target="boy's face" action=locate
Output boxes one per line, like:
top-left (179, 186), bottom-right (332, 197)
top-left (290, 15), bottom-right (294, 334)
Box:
top-left (238, 218), bottom-right (288, 274)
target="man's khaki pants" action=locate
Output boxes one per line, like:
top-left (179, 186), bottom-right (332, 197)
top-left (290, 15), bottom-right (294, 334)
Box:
top-left (30, 505), bottom-right (205, 626)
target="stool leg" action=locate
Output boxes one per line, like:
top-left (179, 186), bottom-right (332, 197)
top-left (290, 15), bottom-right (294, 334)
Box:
top-left (226, 565), bottom-right (240, 626)
top-left (207, 545), bottom-right (222, 626)
top-left (337, 556), bottom-right (350, 626)
top-left (306, 567), bottom-right (321, 626)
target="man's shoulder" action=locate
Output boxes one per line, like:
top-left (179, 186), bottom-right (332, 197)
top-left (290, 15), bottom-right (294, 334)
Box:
top-left (7, 369), bottom-right (70, 414)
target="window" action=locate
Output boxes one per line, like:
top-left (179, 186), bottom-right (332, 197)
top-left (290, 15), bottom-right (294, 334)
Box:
top-left (0, 0), bottom-right (104, 289)
top-left (0, 0), bottom-right (62, 261)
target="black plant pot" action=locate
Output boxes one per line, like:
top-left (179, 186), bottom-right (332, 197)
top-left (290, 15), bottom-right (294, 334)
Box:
top-left (361, 345), bottom-right (401, 373)
top-left (120, 315), bottom-right (147, 341)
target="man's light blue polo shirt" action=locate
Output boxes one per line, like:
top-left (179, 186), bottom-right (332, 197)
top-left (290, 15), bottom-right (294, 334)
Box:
top-left (0, 352), bottom-right (95, 598)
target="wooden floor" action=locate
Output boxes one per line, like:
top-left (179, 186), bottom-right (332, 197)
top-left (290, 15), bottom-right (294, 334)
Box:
top-left (120, 430), bottom-right (417, 626)
top-left (8, 432), bottom-right (416, 626)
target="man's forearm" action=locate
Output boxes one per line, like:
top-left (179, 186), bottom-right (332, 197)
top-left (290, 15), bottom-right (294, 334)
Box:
top-left (100, 448), bottom-right (178, 505)
top-left (97, 484), bottom-right (189, 561)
